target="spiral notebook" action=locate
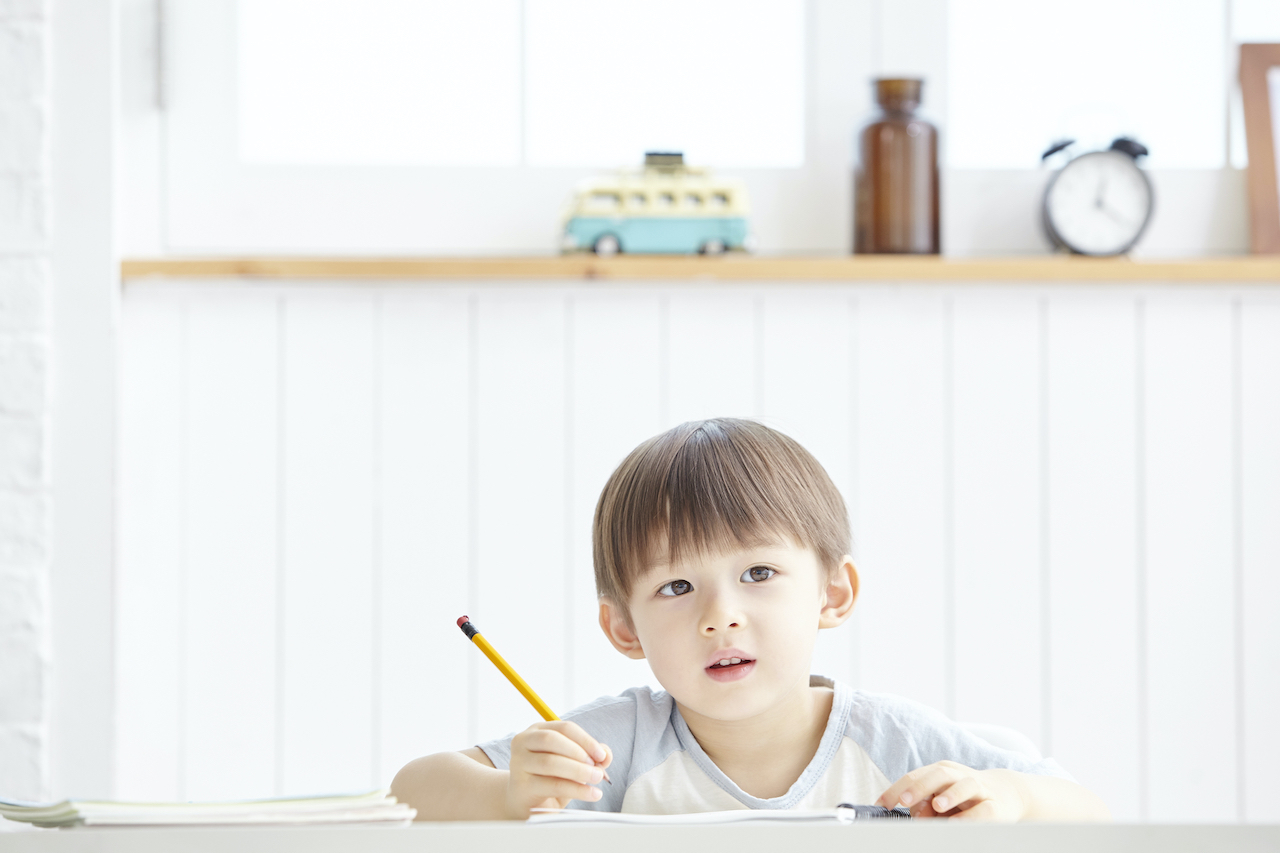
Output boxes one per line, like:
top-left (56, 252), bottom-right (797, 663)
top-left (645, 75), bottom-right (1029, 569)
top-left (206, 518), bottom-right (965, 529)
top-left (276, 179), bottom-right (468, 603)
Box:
top-left (529, 804), bottom-right (911, 825)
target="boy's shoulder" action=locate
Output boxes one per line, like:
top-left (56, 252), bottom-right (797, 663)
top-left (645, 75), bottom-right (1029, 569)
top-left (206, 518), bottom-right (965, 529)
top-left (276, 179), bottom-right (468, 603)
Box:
top-left (840, 685), bottom-right (1073, 782)
top-left (565, 684), bottom-right (673, 719)
top-left (561, 685), bottom-right (679, 757)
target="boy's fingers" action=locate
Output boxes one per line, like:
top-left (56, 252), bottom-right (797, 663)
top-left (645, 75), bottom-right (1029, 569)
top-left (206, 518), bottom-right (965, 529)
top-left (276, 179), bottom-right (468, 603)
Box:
top-left (522, 726), bottom-right (595, 765)
top-left (544, 721), bottom-right (608, 764)
top-left (527, 775), bottom-right (603, 804)
top-left (521, 752), bottom-right (606, 786)
top-left (876, 772), bottom-right (922, 808)
top-left (948, 799), bottom-right (999, 822)
top-left (931, 776), bottom-right (984, 815)
top-left (879, 764), bottom-right (956, 809)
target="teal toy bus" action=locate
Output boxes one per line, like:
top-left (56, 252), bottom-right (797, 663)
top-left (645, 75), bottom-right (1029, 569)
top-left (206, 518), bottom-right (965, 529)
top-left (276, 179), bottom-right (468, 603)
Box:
top-left (560, 152), bottom-right (753, 256)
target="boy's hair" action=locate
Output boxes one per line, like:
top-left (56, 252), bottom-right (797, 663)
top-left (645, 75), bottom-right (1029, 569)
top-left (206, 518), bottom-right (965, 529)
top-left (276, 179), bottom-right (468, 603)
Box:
top-left (593, 418), bottom-right (850, 615)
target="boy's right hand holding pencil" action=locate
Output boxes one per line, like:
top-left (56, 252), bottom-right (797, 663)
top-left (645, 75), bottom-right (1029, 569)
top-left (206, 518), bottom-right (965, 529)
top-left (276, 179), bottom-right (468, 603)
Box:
top-left (506, 720), bottom-right (613, 816)
top-left (447, 617), bottom-right (612, 819)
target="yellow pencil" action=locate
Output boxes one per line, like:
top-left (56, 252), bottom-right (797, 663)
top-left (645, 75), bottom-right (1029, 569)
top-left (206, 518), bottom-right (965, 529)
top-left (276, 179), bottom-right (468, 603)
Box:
top-left (456, 615), bottom-right (610, 783)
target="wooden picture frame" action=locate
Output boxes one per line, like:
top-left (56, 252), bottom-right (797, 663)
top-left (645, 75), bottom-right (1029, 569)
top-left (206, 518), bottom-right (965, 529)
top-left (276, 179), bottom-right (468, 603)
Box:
top-left (1240, 43), bottom-right (1280, 254)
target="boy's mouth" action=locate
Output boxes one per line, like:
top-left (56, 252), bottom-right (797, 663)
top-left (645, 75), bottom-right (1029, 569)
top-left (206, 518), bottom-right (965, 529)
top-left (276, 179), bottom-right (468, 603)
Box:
top-left (704, 651), bottom-right (756, 682)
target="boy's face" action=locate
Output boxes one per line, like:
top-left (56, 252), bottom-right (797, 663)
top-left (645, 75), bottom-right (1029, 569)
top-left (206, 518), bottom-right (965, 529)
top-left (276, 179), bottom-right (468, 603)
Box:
top-left (600, 539), bottom-right (857, 723)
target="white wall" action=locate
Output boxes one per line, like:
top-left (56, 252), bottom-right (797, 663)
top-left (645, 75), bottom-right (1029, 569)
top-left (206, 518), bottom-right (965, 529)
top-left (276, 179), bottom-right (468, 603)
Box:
top-left (0, 0), bottom-right (119, 818)
top-left (0, 0), bottom-right (52, 806)
top-left (116, 279), bottom-right (1280, 823)
top-left (47, 0), bottom-right (118, 804)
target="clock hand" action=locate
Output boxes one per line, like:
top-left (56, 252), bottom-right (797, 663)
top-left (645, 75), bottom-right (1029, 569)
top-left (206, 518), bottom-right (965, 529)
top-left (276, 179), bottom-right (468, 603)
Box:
top-left (1100, 203), bottom-right (1133, 228)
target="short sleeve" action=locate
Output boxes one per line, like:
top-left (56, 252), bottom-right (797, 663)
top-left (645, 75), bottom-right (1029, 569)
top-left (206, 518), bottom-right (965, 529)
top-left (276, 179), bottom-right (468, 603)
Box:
top-left (845, 691), bottom-right (1076, 783)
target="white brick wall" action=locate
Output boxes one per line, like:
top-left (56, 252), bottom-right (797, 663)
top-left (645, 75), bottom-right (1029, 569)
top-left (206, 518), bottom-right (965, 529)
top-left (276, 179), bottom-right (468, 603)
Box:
top-left (0, 0), bottom-right (50, 805)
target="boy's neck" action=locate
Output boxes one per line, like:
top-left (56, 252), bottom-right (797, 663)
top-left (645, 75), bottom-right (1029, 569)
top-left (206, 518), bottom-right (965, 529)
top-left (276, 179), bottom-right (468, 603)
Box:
top-left (676, 681), bottom-right (834, 801)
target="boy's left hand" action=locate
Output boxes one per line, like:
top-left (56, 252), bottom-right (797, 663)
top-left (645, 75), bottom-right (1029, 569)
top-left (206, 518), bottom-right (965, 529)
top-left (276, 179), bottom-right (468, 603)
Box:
top-left (876, 761), bottom-right (1026, 821)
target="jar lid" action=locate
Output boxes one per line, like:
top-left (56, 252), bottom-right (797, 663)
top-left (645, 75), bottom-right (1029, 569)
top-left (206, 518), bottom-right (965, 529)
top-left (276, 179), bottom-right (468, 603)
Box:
top-left (874, 78), bottom-right (922, 111)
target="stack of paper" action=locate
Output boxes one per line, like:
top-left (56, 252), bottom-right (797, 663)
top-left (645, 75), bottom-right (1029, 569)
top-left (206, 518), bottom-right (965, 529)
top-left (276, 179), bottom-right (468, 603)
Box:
top-left (0, 789), bottom-right (414, 828)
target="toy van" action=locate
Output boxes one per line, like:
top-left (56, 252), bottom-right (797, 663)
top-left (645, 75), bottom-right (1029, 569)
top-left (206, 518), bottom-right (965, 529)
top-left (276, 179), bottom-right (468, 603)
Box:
top-left (561, 152), bottom-right (753, 256)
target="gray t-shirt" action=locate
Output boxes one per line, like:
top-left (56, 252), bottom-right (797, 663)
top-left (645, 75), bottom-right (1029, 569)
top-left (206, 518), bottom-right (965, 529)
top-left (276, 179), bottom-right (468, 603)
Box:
top-left (478, 676), bottom-right (1072, 814)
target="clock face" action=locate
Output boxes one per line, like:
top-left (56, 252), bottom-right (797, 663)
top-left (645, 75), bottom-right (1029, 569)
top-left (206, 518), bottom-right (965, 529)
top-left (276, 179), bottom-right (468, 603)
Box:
top-left (1044, 150), bottom-right (1153, 256)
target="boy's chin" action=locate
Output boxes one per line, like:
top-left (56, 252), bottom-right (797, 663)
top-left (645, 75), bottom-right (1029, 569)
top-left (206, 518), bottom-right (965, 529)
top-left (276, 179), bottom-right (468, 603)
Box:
top-left (670, 681), bottom-right (792, 722)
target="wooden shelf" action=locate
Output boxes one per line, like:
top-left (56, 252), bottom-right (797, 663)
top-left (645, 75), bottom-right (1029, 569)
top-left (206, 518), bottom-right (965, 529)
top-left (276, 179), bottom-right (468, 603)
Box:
top-left (120, 255), bottom-right (1280, 283)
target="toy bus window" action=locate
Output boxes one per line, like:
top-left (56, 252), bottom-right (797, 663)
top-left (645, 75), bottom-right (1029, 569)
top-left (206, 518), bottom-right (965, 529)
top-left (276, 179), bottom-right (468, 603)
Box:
top-left (589, 192), bottom-right (621, 209)
top-left (657, 192), bottom-right (675, 207)
top-left (684, 193), bottom-right (703, 207)
top-left (629, 193), bottom-right (647, 207)
top-left (710, 192), bottom-right (730, 208)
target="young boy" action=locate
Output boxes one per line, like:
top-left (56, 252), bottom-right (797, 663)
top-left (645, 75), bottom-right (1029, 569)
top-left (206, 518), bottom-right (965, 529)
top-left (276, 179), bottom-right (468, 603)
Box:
top-left (392, 418), bottom-right (1109, 821)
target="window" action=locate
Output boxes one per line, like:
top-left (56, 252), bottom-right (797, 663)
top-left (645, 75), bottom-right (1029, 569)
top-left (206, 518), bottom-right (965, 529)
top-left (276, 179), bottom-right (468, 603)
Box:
top-left (947, 0), bottom-right (1227, 168)
top-left (237, 0), bottom-right (804, 168)
top-left (150, 0), bottom-right (816, 254)
top-left (238, 1), bottom-right (522, 166)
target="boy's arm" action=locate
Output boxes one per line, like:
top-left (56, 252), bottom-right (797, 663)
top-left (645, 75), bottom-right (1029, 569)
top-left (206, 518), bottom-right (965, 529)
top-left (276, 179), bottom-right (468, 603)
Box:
top-left (877, 761), bottom-right (1111, 821)
top-left (391, 721), bottom-right (611, 821)
top-left (391, 748), bottom-right (510, 821)
top-left (985, 769), bottom-right (1111, 821)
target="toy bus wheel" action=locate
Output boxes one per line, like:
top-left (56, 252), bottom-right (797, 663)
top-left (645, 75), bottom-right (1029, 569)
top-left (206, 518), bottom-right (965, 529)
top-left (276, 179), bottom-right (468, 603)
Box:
top-left (699, 238), bottom-right (726, 255)
top-left (593, 234), bottom-right (621, 257)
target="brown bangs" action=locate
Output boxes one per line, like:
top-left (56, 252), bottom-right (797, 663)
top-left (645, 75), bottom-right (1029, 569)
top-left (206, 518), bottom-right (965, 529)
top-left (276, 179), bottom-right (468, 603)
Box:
top-left (593, 419), bottom-right (850, 612)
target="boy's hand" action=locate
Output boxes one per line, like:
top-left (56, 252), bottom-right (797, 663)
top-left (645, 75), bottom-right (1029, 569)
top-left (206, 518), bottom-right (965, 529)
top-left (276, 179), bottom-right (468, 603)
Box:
top-left (505, 720), bottom-right (612, 819)
top-left (876, 761), bottom-right (1027, 821)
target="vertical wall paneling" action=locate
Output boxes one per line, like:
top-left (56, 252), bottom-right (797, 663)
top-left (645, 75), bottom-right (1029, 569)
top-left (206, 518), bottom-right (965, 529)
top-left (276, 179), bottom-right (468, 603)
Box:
top-left (474, 289), bottom-right (568, 738)
top-left (1046, 291), bottom-right (1141, 820)
top-left (855, 290), bottom-right (950, 712)
top-left (568, 290), bottom-right (666, 707)
top-left (182, 288), bottom-right (280, 800)
top-left (280, 291), bottom-right (377, 795)
top-left (377, 289), bottom-right (474, 782)
top-left (116, 281), bottom-right (1280, 815)
top-left (115, 286), bottom-right (185, 800)
top-left (759, 288), bottom-right (858, 686)
top-left (1143, 292), bottom-right (1237, 820)
top-left (666, 289), bottom-right (759, 424)
top-left (1240, 295), bottom-right (1280, 822)
top-left (949, 291), bottom-right (1043, 746)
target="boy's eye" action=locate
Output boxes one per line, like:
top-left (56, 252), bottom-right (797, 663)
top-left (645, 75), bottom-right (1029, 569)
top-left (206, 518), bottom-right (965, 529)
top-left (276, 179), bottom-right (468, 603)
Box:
top-left (741, 566), bottom-right (776, 583)
top-left (658, 580), bottom-right (693, 597)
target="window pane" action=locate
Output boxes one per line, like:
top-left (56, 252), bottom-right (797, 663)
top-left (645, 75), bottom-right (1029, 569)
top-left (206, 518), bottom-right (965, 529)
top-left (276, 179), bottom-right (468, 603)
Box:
top-left (524, 0), bottom-right (805, 168)
top-left (238, 0), bottom-right (521, 165)
top-left (948, 0), bottom-right (1226, 169)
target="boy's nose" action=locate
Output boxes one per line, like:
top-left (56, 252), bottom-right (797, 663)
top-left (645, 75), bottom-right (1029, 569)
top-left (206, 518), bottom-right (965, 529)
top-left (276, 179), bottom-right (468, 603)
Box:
top-left (700, 599), bottom-right (743, 634)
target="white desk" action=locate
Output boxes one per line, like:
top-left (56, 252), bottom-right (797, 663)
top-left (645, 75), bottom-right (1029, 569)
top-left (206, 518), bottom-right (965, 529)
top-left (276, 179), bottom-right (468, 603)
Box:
top-left (2, 823), bottom-right (1277, 853)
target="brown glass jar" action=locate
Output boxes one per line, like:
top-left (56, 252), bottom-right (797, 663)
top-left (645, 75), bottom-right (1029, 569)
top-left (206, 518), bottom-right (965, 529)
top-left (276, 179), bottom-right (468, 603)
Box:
top-left (854, 78), bottom-right (939, 254)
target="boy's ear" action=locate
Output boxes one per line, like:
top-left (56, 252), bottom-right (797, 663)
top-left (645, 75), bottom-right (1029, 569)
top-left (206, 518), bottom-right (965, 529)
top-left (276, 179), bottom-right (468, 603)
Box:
top-left (818, 555), bottom-right (859, 629)
top-left (599, 598), bottom-right (646, 660)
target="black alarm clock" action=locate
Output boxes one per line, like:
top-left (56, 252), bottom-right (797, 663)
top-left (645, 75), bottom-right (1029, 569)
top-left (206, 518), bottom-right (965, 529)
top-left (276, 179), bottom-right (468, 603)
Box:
top-left (1040, 137), bottom-right (1153, 256)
